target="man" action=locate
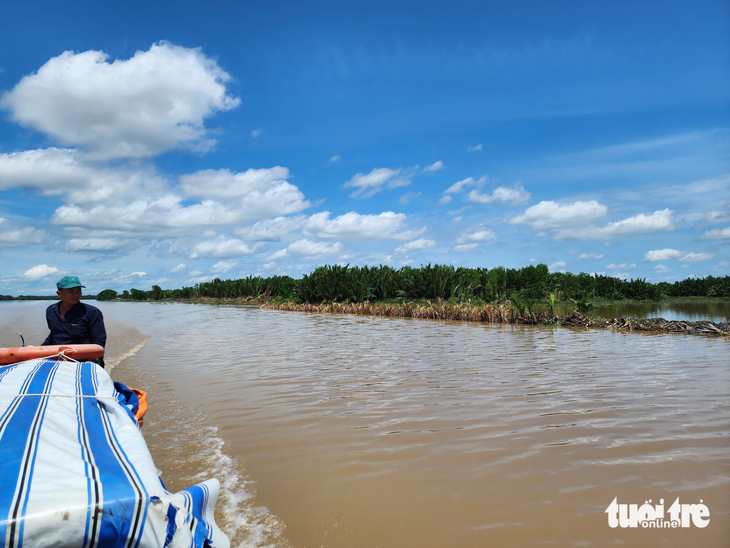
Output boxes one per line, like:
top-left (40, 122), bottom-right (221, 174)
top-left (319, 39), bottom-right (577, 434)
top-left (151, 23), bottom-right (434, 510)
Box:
top-left (42, 276), bottom-right (107, 367)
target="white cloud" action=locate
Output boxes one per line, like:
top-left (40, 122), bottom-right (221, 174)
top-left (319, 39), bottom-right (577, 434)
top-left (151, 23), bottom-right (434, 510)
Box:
top-left (467, 144), bottom-right (482, 152)
top-left (578, 253), bottom-right (604, 259)
top-left (444, 176), bottom-right (486, 194)
top-left (24, 264), bottom-right (59, 280)
top-left (330, 155), bottom-right (341, 162)
top-left (286, 239), bottom-right (343, 257)
top-left (394, 238), bottom-right (436, 253)
top-left (438, 196), bottom-right (452, 205)
top-left (702, 210), bottom-right (730, 224)
top-left (552, 209), bottom-right (674, 240)
top-left (654, 264), bottom-right (671, 273)
top-left (65, 238), bottom-right (131, 253)
top-left (171, 263), bottom-right (187, 273)
top-left (606, 263), bottom-right (635, 269)
top-left (0, 218), bottom-right (46, 246)
top-left (251, 128), bottom-right (262, 138)
top-left (50, 166), bottom-right (310, 237)
top-left (0, 42), bottom-right (239, 159)
top-left (234, 215), bottom-right (307, 241)
top-left (700, 226), bottom-right (730, 239)
top-left (510, 200), bottom-right (608, 229)
top-left (468, 183), bottom-right (531, 205)
top-left (303, 211), bottom-right (424, 240)
top-left (422, 161), bottom-right (444, 172)
top-left (0, 147), bottom-right (168, 205)
top-left (210, 261), bottom-right (237, 274)
top-left (453, 243), bottom-right (478, 253)
top-left (548, 261), bottom-right (566, 271)
top-left (344, 167), bottom-right (411, 198)
top-left (456, 226), bottom-right (497, 245)
top-left (452, 216), bottom-right (463, 223)
top-left (189, 238), bottom-right (260, 259)
top-left (399, 191), bottom-right (422, 205)
top-left (643, 248), bottom-right (714, 262)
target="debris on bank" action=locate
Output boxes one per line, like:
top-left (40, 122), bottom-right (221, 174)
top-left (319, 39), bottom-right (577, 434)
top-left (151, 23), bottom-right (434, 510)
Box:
top-left (260, 301), bottom-right (730, 337)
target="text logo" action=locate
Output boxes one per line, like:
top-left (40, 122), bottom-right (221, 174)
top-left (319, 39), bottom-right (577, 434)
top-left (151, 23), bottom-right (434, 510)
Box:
top-left (605, 498), bottom-right (710, 529)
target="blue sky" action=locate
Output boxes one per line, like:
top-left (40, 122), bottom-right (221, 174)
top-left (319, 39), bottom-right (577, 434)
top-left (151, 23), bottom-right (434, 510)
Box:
top-left (0, 0), bottom-right (728, 295)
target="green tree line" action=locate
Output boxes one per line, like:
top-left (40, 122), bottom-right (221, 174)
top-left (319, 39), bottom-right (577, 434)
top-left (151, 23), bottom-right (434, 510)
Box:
top-left (93, 264), bottom-right (730, 303)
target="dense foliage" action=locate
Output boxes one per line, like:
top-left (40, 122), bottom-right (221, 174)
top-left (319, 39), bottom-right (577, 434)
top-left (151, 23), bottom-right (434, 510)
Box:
top-left (3, 265), bottom-right (726, 303)
top-left (99, 264), bottom-right (730, 303)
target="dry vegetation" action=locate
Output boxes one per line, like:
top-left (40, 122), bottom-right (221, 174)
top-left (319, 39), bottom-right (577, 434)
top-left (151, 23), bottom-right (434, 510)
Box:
top-left (260, 300), bottom-right (730, 337)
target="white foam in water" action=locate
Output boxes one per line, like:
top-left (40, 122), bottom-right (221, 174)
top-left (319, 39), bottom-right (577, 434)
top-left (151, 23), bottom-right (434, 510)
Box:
top-left (105, 337), bottom-right (150, 373)
top-left (112, 352), bottom-right (291, 548)
top-left (188, 425), bottom-right (291, 548)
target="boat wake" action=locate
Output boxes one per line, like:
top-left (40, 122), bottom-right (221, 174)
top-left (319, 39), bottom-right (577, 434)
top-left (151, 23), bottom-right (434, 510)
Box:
top-left (105, 337), bottom-right (150, 373)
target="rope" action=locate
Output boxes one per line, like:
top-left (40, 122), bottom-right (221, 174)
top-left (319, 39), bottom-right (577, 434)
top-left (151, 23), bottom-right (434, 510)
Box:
top-left (0, 394), bottom-right (117, 400)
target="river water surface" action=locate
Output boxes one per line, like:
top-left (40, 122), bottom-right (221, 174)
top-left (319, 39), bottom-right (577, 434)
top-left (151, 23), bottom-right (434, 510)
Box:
top-left (1, 301), bottom-right (728, 547)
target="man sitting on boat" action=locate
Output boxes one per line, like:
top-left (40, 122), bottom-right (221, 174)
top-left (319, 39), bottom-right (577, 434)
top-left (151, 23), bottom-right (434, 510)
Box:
top-left (42, 275), bottom-right (107, 367)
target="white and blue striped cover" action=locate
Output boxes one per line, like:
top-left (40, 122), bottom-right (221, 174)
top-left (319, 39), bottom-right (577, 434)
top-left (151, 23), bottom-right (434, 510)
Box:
top-left (0, 358), bottom-right (230, 548)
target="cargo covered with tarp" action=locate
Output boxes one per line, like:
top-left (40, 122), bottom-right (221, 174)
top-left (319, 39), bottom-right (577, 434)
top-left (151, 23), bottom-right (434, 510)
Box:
top-left (0, 358), bottom-right (229, 548)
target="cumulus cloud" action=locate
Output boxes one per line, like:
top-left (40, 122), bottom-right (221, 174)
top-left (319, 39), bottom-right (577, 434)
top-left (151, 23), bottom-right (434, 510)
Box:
top-left (467, 144), bottom-right (482, 152)
top-left (438, 195), bottom-right (452, 205)
top-left (422, 161), bottom-right (444, 172)
top-left (179, 167), bottom-right (309, 219)
top-left (189, 238), bottom-right (261, 259)
top-left (557, 209), bottom-right (674, 240)
top-left (0, 218), bottom-right (47, 246)
top-left (303, 211), bottom-right (424, 240)
top-left (456, 226), bottom-right (497, 245)
top-left (515, 205), bottom-right (674, 241)
top-left (606, 263), bottom-right (635, 269)
top-left (468, 183), bottom-right (531, 205)
top-left (0, 148), bottom-right (170, 205)
top-left (444, 176), bottom-right (486, 194)
top-left (24, 265), bottom-right (59, 280)
top-left (280, 239), bottom-right (343, 258)
top-left (234, 215), bottom-right (307, 241)
top-left (171, 263), bottom-right (187, 273)
top-left (50, 167), bottom-right (310, 237)
top-left (330, 155), bottom-right (341, 162)
top-left (344, 167), bottom-right (411, 198)
top-left (210, 261), bottom-right (237, 274)
top-left (548, 261), bottom-right (566, 271)
top-left (251, 128), bottom-right (262, 138)
top-left (700, 226), bottom-right (730, 239)
top-left (510, 200), bottom-right (608, 230)
top-left (394, 238), bottom-right (436, 253)
top-left (643, 249), bottom-right (714, 262)
top-left (578, 253), bottom-right (604, 259)
top-left (453, 243), bottom-right (478, 253)
top-left (399, 191), bottom-right (422, 205)
top-left (0, 42), bottom-right (239, 159)
top-left (65, 238), bottom-right (132, 253)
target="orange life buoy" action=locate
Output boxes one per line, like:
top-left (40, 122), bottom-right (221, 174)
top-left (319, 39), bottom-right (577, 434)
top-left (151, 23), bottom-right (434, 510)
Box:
top-left (0, 344), bottom-right (105, 365)
top-left (129, 387), bottom-right (148, 427)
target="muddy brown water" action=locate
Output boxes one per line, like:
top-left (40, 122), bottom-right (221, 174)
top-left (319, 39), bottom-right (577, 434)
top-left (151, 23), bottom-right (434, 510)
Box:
top-left (1, 301), bottom-right (728, 547)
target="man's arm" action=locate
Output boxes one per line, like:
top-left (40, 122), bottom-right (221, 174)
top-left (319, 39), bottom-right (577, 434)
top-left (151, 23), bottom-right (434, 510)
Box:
top-left (41, 306), bottom-right (54, 346)
top-left (87, 308), bottom-right (107, 348)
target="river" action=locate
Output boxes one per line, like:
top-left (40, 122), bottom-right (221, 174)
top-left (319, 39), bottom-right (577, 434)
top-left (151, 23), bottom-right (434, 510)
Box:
top-left (1, 301), bottom-right (728, 547)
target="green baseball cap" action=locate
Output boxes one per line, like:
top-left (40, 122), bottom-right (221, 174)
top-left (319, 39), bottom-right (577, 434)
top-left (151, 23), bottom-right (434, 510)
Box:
top-left (57, 276), bottom-right (86, 290)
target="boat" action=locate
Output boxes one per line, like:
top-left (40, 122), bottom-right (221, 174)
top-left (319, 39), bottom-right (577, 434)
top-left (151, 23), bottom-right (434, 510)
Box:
top-left (0, 346), bottom-right (230, 548)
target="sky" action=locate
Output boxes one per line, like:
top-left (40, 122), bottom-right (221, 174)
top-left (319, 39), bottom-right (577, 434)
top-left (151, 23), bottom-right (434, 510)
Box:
top-left (0, 0), bottom-right (728, 296)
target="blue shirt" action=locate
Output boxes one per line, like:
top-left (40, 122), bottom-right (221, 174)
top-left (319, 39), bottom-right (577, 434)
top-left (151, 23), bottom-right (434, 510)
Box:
top-left (42, 301), bottom-right (107, 348)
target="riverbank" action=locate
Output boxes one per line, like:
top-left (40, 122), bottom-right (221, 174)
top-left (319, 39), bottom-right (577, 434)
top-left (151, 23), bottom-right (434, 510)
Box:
top-left (259, 300), bottom-right (730, 336)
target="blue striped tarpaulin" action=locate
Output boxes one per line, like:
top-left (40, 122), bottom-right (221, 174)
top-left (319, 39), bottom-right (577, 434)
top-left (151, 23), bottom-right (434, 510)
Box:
top-left (0, 358), bottom-right (230, 548)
